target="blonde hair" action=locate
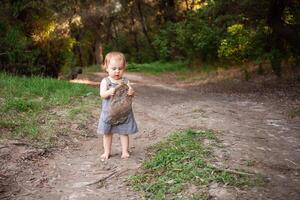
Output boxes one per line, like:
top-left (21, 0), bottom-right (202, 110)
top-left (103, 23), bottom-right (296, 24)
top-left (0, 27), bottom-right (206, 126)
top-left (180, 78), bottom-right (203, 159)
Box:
top-left (102, 51), bottom-right (127, 71)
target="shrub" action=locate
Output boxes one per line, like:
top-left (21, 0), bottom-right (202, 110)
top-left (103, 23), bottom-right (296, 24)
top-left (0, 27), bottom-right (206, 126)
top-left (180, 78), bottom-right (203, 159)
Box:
top-left (218, 24), bottom-right (254, 62)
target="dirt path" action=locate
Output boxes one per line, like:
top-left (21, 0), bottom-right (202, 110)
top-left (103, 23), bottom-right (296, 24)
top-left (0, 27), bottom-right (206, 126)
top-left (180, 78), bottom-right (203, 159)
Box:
top-left (3, 72), bottom-right (300, 200)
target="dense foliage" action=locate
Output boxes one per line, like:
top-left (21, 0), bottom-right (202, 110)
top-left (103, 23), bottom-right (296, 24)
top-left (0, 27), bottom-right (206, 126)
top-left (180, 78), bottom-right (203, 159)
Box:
top-left (0, 0), bottom-right (299, 77)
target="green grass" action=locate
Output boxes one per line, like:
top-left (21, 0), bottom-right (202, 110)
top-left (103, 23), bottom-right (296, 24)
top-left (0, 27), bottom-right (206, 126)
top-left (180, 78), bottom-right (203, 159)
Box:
top-left (130, 129), bottom-right (263, 199)
top-left (68, 105), bottom-right (92, 120)
top-left (171, 61), bottom-right (233, 82)
top-left (83, 61), bottom-right (231, 79)
top-left (83, 61), bottom-right (188, 75)
top-left (127, 61), bottom-right (188, 75)
top-left (0, 72), bottom-right (99, 140)
top-left (82, 64), bottom-right (101, 74)
top-left (289, 107), bottom-right (300, 118)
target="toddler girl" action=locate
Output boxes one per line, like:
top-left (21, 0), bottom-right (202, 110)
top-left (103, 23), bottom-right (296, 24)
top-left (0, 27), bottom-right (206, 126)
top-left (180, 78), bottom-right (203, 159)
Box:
top-left (97, 52), bottom-right (138, 160)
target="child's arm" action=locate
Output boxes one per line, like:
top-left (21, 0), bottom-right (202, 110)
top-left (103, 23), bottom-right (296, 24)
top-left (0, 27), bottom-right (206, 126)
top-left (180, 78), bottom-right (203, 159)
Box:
top-left (127, 80), bottom-right (135, 96)
top-left (100, 78), bottom-right (115, 99)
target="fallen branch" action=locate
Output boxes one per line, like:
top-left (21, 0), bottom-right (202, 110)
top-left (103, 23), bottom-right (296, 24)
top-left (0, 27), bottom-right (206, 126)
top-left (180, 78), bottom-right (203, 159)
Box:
top-left (10, 141), bottom-right (30, 146)
top-left (211, 165), bottom-right (255, 176)
top-left (0, 173), bottom-right (8, 179)
top-left (15, 178), bottom-right (35, 194)
top-left (285, 158), bottom-right (298, 167)
top-left (85, 170), bottom-right (118, 186)
top-left (216, 168), bottom-right (255, 176)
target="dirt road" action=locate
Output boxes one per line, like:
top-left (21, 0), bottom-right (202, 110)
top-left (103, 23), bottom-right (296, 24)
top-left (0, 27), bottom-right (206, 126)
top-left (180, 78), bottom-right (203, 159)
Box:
top-left (2, 72), bottom-right (300, 199)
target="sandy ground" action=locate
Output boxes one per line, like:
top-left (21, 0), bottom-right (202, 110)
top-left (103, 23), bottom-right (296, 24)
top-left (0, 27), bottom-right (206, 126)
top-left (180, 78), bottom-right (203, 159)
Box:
top-left (1, 72), bottom-right (299, 200)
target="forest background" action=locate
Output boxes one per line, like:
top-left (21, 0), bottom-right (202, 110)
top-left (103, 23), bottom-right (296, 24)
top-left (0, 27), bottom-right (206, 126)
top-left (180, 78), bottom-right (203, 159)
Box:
top-left (0, 0), bottom-right (299, 77)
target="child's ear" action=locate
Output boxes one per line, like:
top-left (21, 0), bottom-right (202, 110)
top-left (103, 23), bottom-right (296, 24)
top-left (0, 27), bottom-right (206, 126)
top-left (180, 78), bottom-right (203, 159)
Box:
top-left (101, 64), bottom-right (106, 72)
top-left (103, 65), bottom-right (108, 73)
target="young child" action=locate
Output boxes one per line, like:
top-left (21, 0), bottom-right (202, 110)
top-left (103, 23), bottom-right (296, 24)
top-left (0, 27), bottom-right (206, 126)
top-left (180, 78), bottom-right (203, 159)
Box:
top-left (97, 52), bottom-right (138, 160)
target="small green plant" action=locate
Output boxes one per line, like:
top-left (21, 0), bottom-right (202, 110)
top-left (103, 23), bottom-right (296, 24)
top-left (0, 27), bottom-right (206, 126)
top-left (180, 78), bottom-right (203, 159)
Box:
top-left (289, 107), bottom-right (300, 118)
top-left (243, 67), bottom-right (251, 81)
top-left (245, 160), bottom-right (256, 167)
top-left (192, 108), bottom-right (205, 113)
top-left (269, 49), bottom-right (283, 77)
top-left (130, 129), bottom-right (261, 199)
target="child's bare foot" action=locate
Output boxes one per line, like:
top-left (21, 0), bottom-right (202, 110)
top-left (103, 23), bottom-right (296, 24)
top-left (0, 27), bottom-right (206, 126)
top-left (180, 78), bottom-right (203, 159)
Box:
top-left (121, 152), bottom-right (130, 159)
top-left (100, 153), bottom-right (110, 161)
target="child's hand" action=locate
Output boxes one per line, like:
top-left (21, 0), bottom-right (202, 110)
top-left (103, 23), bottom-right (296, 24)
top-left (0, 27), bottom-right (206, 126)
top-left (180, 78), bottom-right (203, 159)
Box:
top-left (108, 88), bottom-right (116, 96)
top-left (127, 87), bottom-right (135, 96)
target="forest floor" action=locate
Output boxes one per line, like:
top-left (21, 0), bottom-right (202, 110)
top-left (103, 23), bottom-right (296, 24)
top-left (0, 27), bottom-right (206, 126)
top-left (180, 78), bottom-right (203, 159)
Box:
top-left (0, 70), bottom-right (300, 200)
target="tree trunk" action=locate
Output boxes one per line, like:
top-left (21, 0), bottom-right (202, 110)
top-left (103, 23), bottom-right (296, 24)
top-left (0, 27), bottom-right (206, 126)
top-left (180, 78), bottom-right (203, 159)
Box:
top-left (158, 0), bottom-right (176, 22)
top-left (136, 0), bottom-right (158, 59)
top-left (106, 17), bottom-right (113, 46)
top-left (95, 41), bottom-right (103, 66)
top-left (75, 45), bottom-right (84, 67)
top-left (130, 7), bottom-right (141, 62)
top-left (267, 0), bottom-right (300, 51)
top-left (112, 22), bottom-right (120, 50)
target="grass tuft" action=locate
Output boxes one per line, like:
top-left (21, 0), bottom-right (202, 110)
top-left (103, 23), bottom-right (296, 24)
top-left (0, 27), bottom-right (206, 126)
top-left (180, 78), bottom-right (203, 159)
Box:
top-left (130, 129), bottom-right (262, 199)
top-left (289, 107), bottom-right (300, 118)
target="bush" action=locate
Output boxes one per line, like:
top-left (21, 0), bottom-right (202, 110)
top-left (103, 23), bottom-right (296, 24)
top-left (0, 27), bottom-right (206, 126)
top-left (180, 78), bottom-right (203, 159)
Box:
top-left (218, 24), bottom-right (254, 62)
top-left (0, 25), bottom-right (40, 75)
top-left (153, 12), bottom-right (221, 62)
top-left (269, 49), bottom-right (283, 77)
top-left (152, 23), bottom-right (174, 60)
top-left (41, 36), bottom-right (76, 77)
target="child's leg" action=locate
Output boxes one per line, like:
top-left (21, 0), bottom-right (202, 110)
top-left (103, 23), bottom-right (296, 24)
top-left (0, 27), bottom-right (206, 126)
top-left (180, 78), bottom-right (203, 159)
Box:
top-left (120, 134), bottom-right (130, 158)
top-left (101, 133), bottom-right (113, 160)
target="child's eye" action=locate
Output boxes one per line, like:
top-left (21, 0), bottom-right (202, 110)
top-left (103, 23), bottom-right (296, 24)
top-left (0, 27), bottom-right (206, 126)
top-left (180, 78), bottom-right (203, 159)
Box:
top-left (112, 67), bottom-right (123, 70)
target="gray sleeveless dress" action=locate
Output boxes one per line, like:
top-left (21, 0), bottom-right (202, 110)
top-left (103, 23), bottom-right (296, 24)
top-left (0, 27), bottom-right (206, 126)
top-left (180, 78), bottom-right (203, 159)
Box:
top-left (97, 77), bottom-right (138, 135)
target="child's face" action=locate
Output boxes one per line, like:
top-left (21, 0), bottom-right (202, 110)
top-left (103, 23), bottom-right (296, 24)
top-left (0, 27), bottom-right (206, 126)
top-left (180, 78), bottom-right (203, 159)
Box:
top-left (106, 57), bottom-right (125, 80)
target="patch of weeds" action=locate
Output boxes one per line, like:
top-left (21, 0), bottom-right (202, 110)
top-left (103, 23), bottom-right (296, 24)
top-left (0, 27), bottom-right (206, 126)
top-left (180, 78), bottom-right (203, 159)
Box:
top-left (16, 120), bottom-right (39, 139)
top-left (256, 64), bottom-right (265, 75)
top-left (68, 97), bottom-right (100, 120)
top-left (289, 107), bottom-right (300, 118)
top-left (197, 63), bottom-right (220, 74)
top-left (68, 107), bottom-right (86, 119)
top-left (0, 119), bottom-right (19, 130)
top-left (245, 160), bottom-right (256, 167)
top-left (4, 97), bottom-right (41, 112)
top-left (190, 193), bottom-right (210, 200)
top-left (243, 69), bottom-right (251, 81)
top-left (130, 129), bottom-right (261, 199)
top-left (176, 75), bottom-right (188, 81)
top-left (192, 108), bottom-right (205, 113)
top-left (0, 112), bottom-right (40, 139)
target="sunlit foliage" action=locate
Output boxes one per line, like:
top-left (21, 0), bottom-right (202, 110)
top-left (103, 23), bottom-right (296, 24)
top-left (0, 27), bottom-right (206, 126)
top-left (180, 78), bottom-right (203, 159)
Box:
top-left (0, 0), bottom-right (299, 77)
